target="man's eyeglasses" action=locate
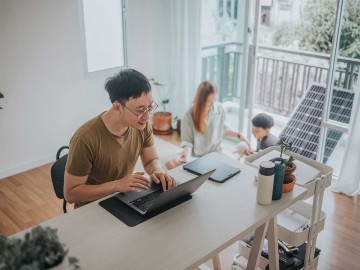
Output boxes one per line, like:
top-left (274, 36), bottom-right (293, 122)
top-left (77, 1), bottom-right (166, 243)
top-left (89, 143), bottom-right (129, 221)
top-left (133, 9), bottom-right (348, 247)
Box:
top-left (121, 100), bottom-right (158, 119)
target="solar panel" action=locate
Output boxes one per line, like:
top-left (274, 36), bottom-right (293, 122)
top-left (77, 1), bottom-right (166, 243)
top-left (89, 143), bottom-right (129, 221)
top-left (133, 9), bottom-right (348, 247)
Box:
top-left (329, 88), bottom-right (354, 124)
top-left (280, 84), bottom-right (353, 163)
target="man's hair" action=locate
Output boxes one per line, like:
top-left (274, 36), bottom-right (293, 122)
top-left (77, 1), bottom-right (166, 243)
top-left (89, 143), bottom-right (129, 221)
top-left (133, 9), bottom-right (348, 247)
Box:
top-left (252, 113), bottom-right (274, 129)
top-left (104, 69), bottom-right (151, 104)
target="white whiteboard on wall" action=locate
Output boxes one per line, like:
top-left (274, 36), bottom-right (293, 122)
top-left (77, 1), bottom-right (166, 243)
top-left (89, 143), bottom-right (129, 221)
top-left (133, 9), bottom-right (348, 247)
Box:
top-left (82, 0), bottom-right (126, 72)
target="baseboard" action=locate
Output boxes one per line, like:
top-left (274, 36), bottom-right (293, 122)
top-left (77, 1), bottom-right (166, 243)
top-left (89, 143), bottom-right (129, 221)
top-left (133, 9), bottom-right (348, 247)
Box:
top-left (0, 154), bottom-right (55, 180)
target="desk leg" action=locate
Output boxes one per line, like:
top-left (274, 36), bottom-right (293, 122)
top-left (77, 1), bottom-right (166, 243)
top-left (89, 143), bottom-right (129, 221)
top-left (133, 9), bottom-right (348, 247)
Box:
top-left (212, 254), bottom-right (221, 270)
top-left (247, 222), bottom-right (269, 270)
top-left (266, 217), bottom-right (279, 270)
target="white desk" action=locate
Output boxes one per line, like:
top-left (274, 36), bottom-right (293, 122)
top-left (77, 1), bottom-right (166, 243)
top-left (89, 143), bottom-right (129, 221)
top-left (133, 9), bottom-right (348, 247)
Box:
top-left (13, 153), bottom-right (307, 270)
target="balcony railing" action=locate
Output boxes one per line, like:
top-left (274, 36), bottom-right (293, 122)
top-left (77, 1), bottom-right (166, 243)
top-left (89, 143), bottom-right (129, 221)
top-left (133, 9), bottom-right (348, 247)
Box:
top-left (201, 42), bottom-right (243, 102)
top-left (201, 42), bottom-right (360, 116)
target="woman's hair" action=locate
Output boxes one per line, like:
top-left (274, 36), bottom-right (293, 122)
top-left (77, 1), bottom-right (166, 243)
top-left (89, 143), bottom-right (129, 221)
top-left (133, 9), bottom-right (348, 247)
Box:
top-left (192, 81), bottom-right (216, 133)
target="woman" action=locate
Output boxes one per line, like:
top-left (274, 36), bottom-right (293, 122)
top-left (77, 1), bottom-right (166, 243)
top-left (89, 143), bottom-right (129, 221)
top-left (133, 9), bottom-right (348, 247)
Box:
top-left (165, 81), bottom-right (249, 169)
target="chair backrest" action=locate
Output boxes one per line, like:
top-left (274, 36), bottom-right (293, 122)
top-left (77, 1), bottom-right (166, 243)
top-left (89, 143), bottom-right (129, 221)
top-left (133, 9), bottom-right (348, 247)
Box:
top-left (50, 146), bottom-right (69, 213)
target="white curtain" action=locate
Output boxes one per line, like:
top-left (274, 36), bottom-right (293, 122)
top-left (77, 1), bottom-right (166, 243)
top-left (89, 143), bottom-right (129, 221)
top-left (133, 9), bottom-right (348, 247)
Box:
top-left (168, 0), bottom-right (202, 118)
top-left (331, 81), bottom-right (360, 196)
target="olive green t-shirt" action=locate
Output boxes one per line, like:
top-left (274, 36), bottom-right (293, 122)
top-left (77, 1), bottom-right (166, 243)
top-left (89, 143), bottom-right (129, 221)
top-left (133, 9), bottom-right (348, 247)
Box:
top-left (65, 113), bottom-right (154, 207)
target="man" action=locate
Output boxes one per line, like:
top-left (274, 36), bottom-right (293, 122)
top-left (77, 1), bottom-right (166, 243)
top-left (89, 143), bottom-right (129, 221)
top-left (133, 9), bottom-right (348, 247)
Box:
top-left (64, 69), bottom-right (175, 208)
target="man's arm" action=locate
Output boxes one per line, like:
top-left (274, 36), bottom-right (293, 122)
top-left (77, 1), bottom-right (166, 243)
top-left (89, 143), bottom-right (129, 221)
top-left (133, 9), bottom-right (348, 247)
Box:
top-left (64, 171), bottom-right (150, 204)
top-left (140, 144), bottom-right (176, 191)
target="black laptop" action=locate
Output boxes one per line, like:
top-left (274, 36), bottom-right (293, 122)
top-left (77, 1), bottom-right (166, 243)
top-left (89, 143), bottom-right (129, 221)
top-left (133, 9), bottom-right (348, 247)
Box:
top-left (115, 170), bottom-right (215, 215)
top-left (183, 155), bottom-right (240, 183)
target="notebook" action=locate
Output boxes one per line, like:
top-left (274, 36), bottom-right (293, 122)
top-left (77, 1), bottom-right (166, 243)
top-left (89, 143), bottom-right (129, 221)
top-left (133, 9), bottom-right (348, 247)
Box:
top-left (115, 170), bottom-right (215, 215)
top-left (183, 155), bottom-right (241, 183)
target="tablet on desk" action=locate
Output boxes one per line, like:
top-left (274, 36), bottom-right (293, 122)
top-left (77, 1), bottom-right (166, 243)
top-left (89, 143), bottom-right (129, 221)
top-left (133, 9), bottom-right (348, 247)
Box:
top-left (183, 155), bottom-right (241, 183)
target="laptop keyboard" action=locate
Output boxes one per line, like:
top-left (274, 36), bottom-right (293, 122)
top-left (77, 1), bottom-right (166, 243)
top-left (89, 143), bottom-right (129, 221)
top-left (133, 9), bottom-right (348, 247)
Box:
top-left (129, 189), bottom-right (163, 212)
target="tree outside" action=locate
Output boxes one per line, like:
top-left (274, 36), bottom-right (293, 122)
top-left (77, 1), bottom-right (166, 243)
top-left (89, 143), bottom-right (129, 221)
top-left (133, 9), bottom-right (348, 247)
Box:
top-left (271, 0), bottom-right (360, 59)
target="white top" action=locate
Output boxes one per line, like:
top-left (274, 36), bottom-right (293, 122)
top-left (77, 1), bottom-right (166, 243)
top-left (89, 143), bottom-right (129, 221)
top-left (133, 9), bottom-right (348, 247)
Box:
top-left (180, 102), bottom-right (229, 156)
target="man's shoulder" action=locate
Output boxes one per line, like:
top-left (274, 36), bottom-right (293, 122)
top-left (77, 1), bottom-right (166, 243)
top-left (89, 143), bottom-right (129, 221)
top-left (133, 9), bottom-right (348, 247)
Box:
top-left (72, 115), bottom-right (102, 141)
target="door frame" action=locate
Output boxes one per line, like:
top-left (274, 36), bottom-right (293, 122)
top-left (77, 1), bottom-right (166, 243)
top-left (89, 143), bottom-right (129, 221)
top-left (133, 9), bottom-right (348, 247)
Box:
top-left (318, 0), bottom-right (349, 166)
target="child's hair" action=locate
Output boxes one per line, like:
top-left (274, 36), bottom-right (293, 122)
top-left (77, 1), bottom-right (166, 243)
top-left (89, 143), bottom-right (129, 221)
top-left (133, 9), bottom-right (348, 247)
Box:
top-left (192, 81), bottom-right (217, 133)
top-left (252, 113), bottom-right (274, 129)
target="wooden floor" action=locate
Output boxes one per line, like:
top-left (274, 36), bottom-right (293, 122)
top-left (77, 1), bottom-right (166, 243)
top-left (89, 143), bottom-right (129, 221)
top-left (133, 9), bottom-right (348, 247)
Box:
top-left (1, 133), bottom-right (359, 269)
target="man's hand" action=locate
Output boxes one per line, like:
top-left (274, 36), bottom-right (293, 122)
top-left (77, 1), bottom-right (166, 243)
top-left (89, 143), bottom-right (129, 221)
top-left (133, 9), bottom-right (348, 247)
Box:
top-left (116, 172), bottom-right (151, 193)
top-left (150, 171), bottom-right (176, 191)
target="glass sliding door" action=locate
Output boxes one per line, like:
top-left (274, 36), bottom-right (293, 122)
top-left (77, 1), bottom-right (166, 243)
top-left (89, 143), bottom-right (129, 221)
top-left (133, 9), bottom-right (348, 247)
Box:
top-left (200, 0), bottom-right (257, 136)
top-left (200, 0), bottom-right (360, 167)
top-left (318, 0), bottom-right (360, 177)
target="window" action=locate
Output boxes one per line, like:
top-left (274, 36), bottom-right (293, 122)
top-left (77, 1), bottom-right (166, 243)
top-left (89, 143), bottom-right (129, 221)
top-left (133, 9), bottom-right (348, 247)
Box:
top-left (82, 0), bottom-right (127, 72)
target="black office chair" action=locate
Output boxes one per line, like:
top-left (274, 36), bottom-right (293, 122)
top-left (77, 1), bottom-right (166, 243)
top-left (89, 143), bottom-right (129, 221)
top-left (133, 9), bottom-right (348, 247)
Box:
top-left (50, 146), bottom-right (69, 213)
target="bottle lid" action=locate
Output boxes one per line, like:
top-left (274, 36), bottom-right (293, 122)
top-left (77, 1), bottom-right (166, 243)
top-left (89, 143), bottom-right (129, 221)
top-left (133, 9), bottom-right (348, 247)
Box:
top-left (259, 161), bottom-right (275, 176)
top-left (274, 160), bottom-right (285, 169)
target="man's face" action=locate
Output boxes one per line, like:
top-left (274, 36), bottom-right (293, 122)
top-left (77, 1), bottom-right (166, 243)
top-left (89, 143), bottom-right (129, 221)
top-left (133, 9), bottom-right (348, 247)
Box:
top-left (252, 126), bottom-right (270, 141)
top-left (122, 92), bottom-right (155, 130)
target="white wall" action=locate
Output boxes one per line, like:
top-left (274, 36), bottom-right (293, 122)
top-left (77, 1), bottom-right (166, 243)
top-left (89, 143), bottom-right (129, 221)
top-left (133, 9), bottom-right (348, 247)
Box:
top-left (127, 0), bottom-right (172, 107)
top-left (0, 0), bottom-right (171, 179)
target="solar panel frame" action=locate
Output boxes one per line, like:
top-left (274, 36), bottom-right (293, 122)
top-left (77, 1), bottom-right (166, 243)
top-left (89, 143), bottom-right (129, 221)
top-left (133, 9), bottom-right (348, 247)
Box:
top-left (280, 83), bottom-right (354, 163)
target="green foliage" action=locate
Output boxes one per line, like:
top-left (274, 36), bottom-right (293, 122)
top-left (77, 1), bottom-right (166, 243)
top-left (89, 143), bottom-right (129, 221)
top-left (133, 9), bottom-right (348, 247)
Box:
top-left (276, 135), bottom-right (292, 157)
top-left (148, 78), bottom-right (164, 87)
top-left (214, 14), bottom-right (237, 42)
top-left (0, 91), bottom-right (3, 109)
top-left (297, 0), bottom-right (336, 54)
top-left (273, 21), bottom-right (302, 48)
top-left (339, 0), bottom-right (360, 58)
top-left (272, 0), bottom-right (360, 59)
top-left (149, 78), bottom-right (168, 111)
top-left (285, 155), bottom-right (295, 166)
top-left (276, 135), bottom-right (295, 166)
top-left (0, 226), bottom-right (80, 270)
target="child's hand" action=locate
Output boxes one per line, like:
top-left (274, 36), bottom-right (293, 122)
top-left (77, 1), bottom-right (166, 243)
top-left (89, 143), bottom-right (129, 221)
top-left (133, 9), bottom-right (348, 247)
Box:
top-left (235, 141), bottom-right (250, 152)
top-left (243, 149), bottom-right (253, 156)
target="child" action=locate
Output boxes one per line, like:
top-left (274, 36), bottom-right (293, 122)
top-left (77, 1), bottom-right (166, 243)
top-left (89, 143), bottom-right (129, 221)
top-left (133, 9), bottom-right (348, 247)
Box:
top-left (235, 113), bottom-right (278, 157)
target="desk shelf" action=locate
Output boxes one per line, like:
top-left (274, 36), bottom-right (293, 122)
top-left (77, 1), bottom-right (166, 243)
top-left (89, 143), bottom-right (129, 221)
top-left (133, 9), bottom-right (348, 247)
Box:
top-left (232, 146), bottom-right (333, 270)
top-left (277, 201), bottom-right (326, 247)
top-left (233, 241), bottom-right (320, 270)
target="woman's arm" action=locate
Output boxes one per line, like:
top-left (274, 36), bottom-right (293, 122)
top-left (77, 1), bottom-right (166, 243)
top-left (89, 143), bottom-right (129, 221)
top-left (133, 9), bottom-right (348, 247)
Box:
top-left (224, 130), bottom-right (251, 148)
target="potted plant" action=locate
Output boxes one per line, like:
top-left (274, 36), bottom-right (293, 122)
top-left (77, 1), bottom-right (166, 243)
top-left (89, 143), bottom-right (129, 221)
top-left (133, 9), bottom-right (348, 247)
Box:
top-left (149, 78), bottom-right (172, 135)
top-left (0, 91), bottom-right (4, 109)
top-left (276, 135), bottom-right (296, 193)
top-left (171, 116), bottom-right (181, 135)
top-left (0, 225), bottom-right (80, 270)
